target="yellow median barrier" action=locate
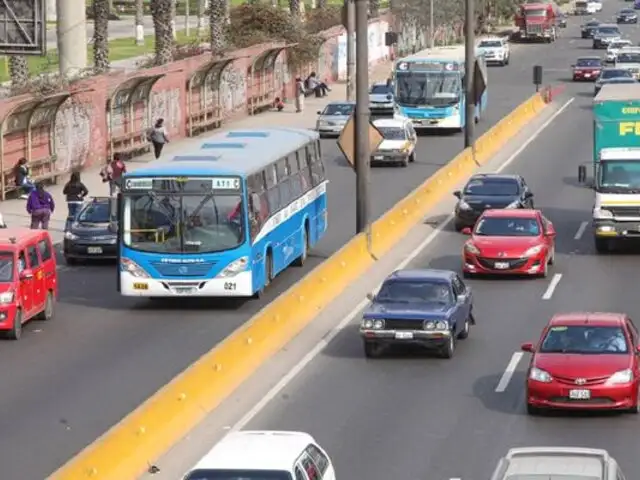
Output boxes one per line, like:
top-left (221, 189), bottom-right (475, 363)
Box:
top-left (52, 92), bottom-right (548, 480)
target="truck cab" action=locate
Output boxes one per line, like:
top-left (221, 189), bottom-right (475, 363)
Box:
top-left (515, 2), bottom-right (558, 42)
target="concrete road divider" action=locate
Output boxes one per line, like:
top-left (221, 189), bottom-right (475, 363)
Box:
top-left (51, 92), bottom-right (548, 480)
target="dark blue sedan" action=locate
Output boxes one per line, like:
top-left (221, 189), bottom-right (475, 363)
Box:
top-left (360, 269), bottom-right (475, 358)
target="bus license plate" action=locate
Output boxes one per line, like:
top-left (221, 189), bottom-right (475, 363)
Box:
top-left (174, 287), bottom-right (196, 295)
top-left (374, 156), bottom-right (384, 160)
top-left (494, 262), bottom-right (509, 269)
top-left (395, 331), bottom-right (413, 340)
top-left (569, 389), bottom-right (590, 400)
top-left (87, 247), bottom-right (102, 254)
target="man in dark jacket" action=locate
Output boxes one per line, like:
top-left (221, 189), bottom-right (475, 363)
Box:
top-left (14, 158), bottom-right (34, 199)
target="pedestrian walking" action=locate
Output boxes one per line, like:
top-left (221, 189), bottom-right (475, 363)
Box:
top-left (147, 118), bottom-right (170, 159)
top-left (100, 153), bottom-right (127, 196)
top-left (26, 183), bottom-right (55, 230)
top-left (295, 77), bottom-right (305, 113)
top-left (13, 157), bottom-right (34, 199)
top-left (62, 172), bottom-right (89, 219)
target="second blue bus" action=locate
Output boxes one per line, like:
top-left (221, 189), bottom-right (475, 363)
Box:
top-left (117, 127), bottom-right (327, 298)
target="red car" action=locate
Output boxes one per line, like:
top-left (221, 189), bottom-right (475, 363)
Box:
top-left (572, 57), bottom-right (603, 81)
top-left (521, 312), bottom-right (640, 414)
top-left (461, 209), bottom-right (555, 277)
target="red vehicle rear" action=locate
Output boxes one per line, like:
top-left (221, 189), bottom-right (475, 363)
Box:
top-left (0, 228), bottom-right (58, 340)
top-left (461, 209), bottom-right (555, 277)
top-left (521, 312), bottom-right (640, 414)
top-left (515, 2), bottom-right (558, 42)
top-left (572, 57), bottom-right (603, 81)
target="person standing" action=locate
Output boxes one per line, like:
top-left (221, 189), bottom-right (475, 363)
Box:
top-left (26, 183), bottom-right (55, 230)
top-left (13, 158), bottom-right (34, 199)
top-left (62, 172), bottom-right (89, 219)
top-left (295, 77), bottom-right (305, 113)
top-left (148, 118), bottom-right (170, 159)
top-left (100, 153), bottom-right (127, 196)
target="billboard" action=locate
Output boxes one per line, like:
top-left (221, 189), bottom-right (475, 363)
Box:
top-left (0, 0), bottom-right (47, 55)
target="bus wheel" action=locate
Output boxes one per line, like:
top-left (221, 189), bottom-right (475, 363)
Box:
top-left (252, 253), bottom-right (273, 299)
top-left (293, 226), bottom-right (309, 267)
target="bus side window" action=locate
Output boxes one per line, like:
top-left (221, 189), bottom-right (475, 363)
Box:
top-left (308, 144), bottom-right (325, 187)
top-left (299, 148), bottom-right (313, 192)
top-left (288, 153), bottom-right (302, 198)
top-left (249, 193), bottom-right (262, 241)
top-left (277, 160), bottom-right (294, 210)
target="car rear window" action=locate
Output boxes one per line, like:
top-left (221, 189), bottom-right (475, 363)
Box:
top-left (577, 58), bottom-right (601, 67)
top-left (185, 470), bottom-right (292, 480)
top-left (464, 178), bottom-right (519, 196)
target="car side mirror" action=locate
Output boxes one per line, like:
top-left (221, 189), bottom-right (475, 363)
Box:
top-left (457, 294), bottom-right (467, 302)
top-left (317, 110), bottom-right (322, 115)
top-left (571, 64), bottom-right (576, 68)
top-left (461, 227), bottom-right (472, 235)
top-left (521, 342), bottom-right (534, 353)
top-left (453, 190), bottom-right (461, 199)
top-left (546, 225), bottom-right (556, 237)
top-left (19, 269), bottom-right (33, 281)
top-left (636, 345), bottom-right (640, 354)
top-left (524, 191), bottom-right (534, 199)
top-left (366, 292), bottom-right (375, 301)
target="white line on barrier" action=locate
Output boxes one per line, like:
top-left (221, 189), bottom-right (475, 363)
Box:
top-left (495, 352), bottom-right (524, 392)
top-left (226, 96), bottom-right (576, 434)
top-left (574, 221), bottom-right (588, 240)
top-left (542, 273), bottom-right (563, 300)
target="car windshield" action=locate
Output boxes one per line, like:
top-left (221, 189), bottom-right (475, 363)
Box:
top-left (464, 178), bottom-right (519, 196)
top-left (620, 9), bottom-right (634, 14)
top-left (395, 71), bottom-right (461, 106)
top-left (610, 42), bottom-right (630, 49)
top-left (525, 8), bottom-right (546, 15)
top-left (599, 160), bottom-right (640, 191)
top-left (0, 252), bottom-right (14, 282)
top-left (604, 78), bottom-right (637, 84)
top-left (617, 52), bottom-right (640, 63)
top-left (376, 280), bottom-right (453, 304)
top-left (322, 103), bottom-right (354, 116)
top-left (77, 202), bottom-right (112, 223)
top-left (576, 58), bottom-right (601, 67)
top-left (479, 40), bottom-right (502, 48)
top-left (370, 84), bottom-right (391, 94)
top-left (474, 217), bottom-right (541, 236)
top-left (123, 191), bottom-right (244, 254)
top-left (539, 325), bottom-right (629, 354)
top-left (378, 127), bottom-right (406, 140)
top-left (597, 27), bottom-right (619, 35)
top-left (185, 470), bottom-right (292, 480)
top-left (507, 476), bottom-right (600, 480)
top-left (600, 69), bottom-right (632, 79)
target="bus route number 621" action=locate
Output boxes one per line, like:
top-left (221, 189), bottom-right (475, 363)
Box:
top-left (224, 282), bottom-right (236, 291)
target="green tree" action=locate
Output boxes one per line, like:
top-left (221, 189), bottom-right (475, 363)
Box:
top-left (209, 0), bottom-right (228, 55)
top-left (150, 0), bottom-right (175, 64)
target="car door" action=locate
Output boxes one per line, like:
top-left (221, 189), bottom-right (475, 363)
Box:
top-left (452, 276), bottom-right (471, 331)
top-left (37, 237), bottom-right (57, 299)
top-left (17, 249), bottom-right (33, 318)
top-left (625, 318), bottom-right (640, 376)
top-left (26, 243), bottom-right (45, 315)
top-left (540, 215), bottom-right (556, 255)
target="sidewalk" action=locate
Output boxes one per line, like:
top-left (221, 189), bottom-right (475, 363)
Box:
top-left (0, 59), bottom-right (394, 243)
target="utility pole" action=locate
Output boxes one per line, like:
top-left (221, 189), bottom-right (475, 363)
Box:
top-left (464, 0), bottom-right (475, 149)
top-left (346, 0), bottom-right (356, 101)
top-left (185, 0), bottom-right (190, 36)
top-left (429, 0), bottom-right (434, 48)
top-left (354, 0), bottom-right (370, 233)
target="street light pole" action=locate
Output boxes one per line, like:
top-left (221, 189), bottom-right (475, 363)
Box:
top-left (346, 0), bottom-right (356, 101)
top-left (354, 0), bottom-right (370, 234)
top-left (464, 0), bottom-right (475, 149)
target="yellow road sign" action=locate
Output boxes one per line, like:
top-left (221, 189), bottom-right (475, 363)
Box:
top-left (337, 113), bottom-right (384, 170)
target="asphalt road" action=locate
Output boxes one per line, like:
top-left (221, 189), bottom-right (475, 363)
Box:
top-left (242, 14), bottom-right (640, 480)
top-left (2, 11), bottom-right (609, 480)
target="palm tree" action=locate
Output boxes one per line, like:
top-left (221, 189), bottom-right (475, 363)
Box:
top-left (289, 0), bottom-right (301, 16)
top-left (370, 0), bottom-right (380, 17)
top-left (150, 0), bottom-right (175, 64)
top-left (93, 0), bottom-right (110, 72)
top-left (135, 0), bottom-right (145, 45)
top-left (8, 56), bottom-right (29, 88)
top-left (317, 0), bottom-right (327, 9)
top-left (196, 0), bottom-right (207, 35)
top-left (209, 0), bottom-right (227, 55)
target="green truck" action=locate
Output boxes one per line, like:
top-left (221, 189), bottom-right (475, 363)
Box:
top-left (580, 83), bottom-right (640, 252)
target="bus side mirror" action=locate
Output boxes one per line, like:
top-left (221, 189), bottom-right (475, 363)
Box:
top-left (578, 165), bottom-right (587, 183)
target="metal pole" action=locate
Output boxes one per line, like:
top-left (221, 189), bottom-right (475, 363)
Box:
top-left (355, 0), bottom-right (370, 234)
top-left (346, 0), bottom-right (356, 101)
top-left (429, 0), bottom-right (434, 48)
top-left (464, 0), bottom-right (475, 149)
top-left (185, 0), bottom-right (190, 36)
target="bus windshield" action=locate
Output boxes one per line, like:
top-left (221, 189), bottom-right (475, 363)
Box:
top-left (123, 191), bottom-right (245, 254)
top-left (395, 71), bottom-right (461, 107)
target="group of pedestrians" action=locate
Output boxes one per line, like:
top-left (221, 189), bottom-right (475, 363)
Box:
top-left (10, 117), bottom-right (171, 231)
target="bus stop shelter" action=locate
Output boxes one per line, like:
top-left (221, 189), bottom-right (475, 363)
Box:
top-left (247, 44), bottom-right (293, 115)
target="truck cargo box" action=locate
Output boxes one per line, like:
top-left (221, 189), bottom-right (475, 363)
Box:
top-left (593, 83), bottom-right (640, 162)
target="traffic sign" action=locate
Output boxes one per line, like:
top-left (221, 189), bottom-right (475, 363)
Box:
top-left (337, 114), bottom-right (384, 170)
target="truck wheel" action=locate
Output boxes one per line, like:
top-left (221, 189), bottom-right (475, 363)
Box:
top-left (595, 237), bottom-right (610, 253)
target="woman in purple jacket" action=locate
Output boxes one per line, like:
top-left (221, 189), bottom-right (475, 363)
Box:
top-left (26, 183), bottom-right (55, 230)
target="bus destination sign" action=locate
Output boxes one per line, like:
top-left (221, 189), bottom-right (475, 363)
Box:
top-left (123, 177), bottom-right (241, 192)
top-left (396, 61), bottom-right (460, 72)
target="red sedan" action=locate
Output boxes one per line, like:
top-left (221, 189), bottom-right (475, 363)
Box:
top-left (461, 209), bottom-right (555, 278)
top-left (522, 312), bottom-right (640, 414)
top-left (572, 57), bottom-right (603, 81)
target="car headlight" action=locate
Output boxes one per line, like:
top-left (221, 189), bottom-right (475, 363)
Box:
top-left (593, 207), bottom-right (613, 219)
top-left (373, 319), bottom-right (385, 330)
top-left (0, 291), bottom-right (14, 305)
top-left (64, 231), bottom-right (78, 240)
top-left (218, 256), bottom-right (248, 278)
top-left (120, 257), bottom-right (150, 278)
top-left (529, 367), bottom-right (552, 383)
top-left (317, 121), bottom-right (328, 127)
top-left (605, 368), bottom-right (633, 385)
top-left (505, 200), bottom-right (521, 209)
top-left (362, 319), bottom-right (374, 329)
top-left (424, 320), bottom-right (436, 330)
top-left (464, 242), bottom-right (480, 255)
top-left (458, 200), bottom-right (472, 210)
top-left (523, 245), bottom-right (543, 257)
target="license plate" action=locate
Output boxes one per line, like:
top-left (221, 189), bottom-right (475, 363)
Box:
top-left (569, 389), bottom-right (591, 400)
top-left (395, 331), bottom-right (414, 340)
top-left (174, 287), bottom-right (196, 295)
top-left (584, 73), bottom-right (591, 77)
top-left (374, 155), bottom-right (384, 160)
top-left (87, 246), bottom-right (102, 254)
top-left (494, 262), bottom-right (510, 269)
top-left (133, 282), bottom-right (148, 290)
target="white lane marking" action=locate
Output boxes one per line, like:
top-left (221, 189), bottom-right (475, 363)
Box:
top-left (574, 221), bottom-right (588, 240)
top-left (185, 96), bottom-right (576, 473)
top-left (542, 273), bottom-right (562, 300)
top-left (495, 352), bottom-right (524, 392)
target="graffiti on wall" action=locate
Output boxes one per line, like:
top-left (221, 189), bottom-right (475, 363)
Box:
top-left (150, 88), bottom-right (182, 133)
top-left (219, 68), bottom-right (246, 115)
top-left (53, 102), bottom-right (93, 172)
top-left (273, 53), bottom-right (291, 99)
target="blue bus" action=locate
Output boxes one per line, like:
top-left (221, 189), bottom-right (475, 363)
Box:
top-left (117, 127), bottom-right (327, 298)
top-left (393, 45), bottom-right (488, 131)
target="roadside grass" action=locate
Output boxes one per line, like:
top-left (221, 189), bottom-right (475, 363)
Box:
top-left (0, 30), bottom-right (203, 83)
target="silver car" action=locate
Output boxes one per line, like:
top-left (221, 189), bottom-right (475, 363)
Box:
top-left (369, 81), bottom-right (394, 115)
top-left (315, 101), bottom-right (355, 137)
top-left (490, 447), bottom-right (626, 480)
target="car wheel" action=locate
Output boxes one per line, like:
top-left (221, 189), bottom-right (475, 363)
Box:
top-left (408, 152), bottom-right (416, 163)
top-left (440, 334), bottom-right (456, 358)
top-left (594, 237), bottom-right (610, 253)
top-left (548, 246), bottom-right (555, 266)
top-left (400, 157), bottom-right (409, 167)
top-left (539, 258), bottom-right (548, 278)
top-left (64, 256), bottom-right (77, 265)
top-left (526, 402), bottom-right (542, 415)
top-left (457, 315), bottom-right (471, 339)
top-left (363, 341), bottom-right (382, 358)
top-left (628, 388), bottom-right (640, 413)
top-left (462, 270), bottom-right (473, 279)
top-left (5, 309), bottom-right (22, 340)
top-left (36, 292), bottom-right (55, 321)
top-left (453, 220), bottom-right (465, 232)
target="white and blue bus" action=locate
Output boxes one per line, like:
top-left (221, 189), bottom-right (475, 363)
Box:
top-left (117, 127), bottom-right (327, 298)
top-left (393, 45), bottom-right (488, 131)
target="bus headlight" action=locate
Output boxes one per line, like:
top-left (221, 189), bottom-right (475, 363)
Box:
top-left (120, 257), bottom-right (150, 278)
top-left (218, 256), bottom-right (249, 278)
